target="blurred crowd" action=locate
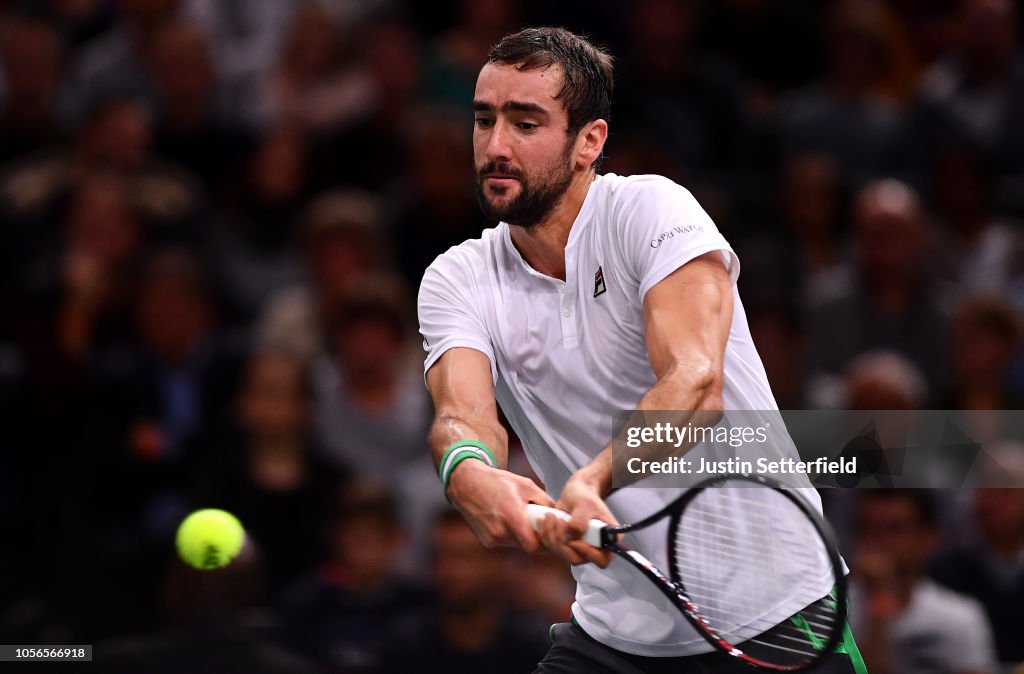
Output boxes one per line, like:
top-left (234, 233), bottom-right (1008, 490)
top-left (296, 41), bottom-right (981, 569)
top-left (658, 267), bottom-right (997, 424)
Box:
top-left (0, 0), bottom-right (1021, 672)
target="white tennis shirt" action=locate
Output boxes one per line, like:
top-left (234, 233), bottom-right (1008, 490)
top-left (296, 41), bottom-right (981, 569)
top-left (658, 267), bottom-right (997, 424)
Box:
top-left (418, 173), bottom-right (834, 656)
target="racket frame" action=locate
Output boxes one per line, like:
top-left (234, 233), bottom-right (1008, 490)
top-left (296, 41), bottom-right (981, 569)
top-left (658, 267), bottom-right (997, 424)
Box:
top-left (593, 473), bottom-right (848, 671)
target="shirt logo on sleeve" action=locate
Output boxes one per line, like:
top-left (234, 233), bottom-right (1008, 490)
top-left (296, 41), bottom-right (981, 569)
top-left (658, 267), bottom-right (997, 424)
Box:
top-left (594, 266), bottom-right (607, 297)
top-left (650, 223), bottom-right (704, 248)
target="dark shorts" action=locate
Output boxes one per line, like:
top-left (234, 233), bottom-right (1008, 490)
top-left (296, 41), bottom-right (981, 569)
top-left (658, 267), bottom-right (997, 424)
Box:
top-left (534, 610), bottom-right (867, 674)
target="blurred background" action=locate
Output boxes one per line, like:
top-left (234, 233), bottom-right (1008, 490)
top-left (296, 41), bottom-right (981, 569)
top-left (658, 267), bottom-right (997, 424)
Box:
top-left (0, 0), bottom-right (1021, 672)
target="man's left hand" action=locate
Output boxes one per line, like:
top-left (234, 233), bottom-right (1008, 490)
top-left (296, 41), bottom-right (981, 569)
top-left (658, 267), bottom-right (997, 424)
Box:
top-left (535, 467), bottom-right (617, 568)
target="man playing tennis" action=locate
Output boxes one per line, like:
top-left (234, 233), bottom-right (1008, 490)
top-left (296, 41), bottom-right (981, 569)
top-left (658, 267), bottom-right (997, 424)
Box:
top-left (418, 27), bottom-right (866, 673)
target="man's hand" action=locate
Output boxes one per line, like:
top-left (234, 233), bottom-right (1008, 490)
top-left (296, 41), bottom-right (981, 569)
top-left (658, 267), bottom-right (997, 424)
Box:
top-left (447, 459), bottom-right (555, 553)
top-left (535, 467), bottom-right (617, 568)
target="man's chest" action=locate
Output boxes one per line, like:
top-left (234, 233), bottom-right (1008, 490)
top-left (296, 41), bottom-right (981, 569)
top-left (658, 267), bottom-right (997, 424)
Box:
top-left (484, 259), bottom-right (654, 399)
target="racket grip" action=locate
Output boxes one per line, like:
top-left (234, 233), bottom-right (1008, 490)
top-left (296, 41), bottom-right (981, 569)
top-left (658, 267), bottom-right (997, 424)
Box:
top-left (525, 504), bottom-right (605, 547)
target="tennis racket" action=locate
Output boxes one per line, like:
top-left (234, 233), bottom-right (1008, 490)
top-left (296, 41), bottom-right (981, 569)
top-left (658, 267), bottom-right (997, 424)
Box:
top-left (526, 473), bottom-right (847, 671)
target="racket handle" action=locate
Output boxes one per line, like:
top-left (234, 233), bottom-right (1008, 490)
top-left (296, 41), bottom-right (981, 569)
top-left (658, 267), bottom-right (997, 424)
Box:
top-left (525, 504), bottom-right (605, 547)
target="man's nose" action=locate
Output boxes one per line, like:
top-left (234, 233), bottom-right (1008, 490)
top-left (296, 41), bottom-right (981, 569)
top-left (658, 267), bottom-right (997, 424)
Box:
top-left (484, 120), bottom-right (513, 163)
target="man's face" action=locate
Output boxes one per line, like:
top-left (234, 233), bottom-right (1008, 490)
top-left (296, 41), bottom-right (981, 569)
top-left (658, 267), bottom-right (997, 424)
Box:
top-left (472, 62), bottom-right (577, 229)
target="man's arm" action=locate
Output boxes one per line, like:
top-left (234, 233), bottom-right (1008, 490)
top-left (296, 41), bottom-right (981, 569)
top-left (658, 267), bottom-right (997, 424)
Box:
top-left (426, 346), bottom-right (556, 552)
top-left (536, 251), bottom-right (733, 561)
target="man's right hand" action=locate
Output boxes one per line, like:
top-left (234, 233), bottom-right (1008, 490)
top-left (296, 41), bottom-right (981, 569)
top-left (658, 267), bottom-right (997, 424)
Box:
top-left (446, 458), bottom-right (556, 553)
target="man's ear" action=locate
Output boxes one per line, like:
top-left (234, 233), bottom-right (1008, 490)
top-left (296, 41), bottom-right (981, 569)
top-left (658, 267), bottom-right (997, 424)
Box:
top-left (576, 119), bottom-right (609, 170)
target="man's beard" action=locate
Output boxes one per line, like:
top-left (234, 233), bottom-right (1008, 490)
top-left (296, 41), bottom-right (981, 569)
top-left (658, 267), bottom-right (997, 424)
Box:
top-left (475, 147), bottom-right (574, 230)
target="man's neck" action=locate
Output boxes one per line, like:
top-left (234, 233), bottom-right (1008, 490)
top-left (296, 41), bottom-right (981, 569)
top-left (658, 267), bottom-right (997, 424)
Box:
top-left (508, 171), bottom-right (595, 280)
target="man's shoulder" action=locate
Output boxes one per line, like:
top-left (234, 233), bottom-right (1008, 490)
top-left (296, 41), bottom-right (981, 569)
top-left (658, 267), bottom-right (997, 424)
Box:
top-left (422, 225), bottom-right (502, 280)
top-left (597, 172), bottom-right (693, 203)
top-left (595, 173), bottom-right (706, 228)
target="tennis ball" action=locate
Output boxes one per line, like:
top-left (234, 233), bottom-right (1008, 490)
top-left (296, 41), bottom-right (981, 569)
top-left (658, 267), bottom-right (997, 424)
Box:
top-left (175, 509), bottom-right (245, 570)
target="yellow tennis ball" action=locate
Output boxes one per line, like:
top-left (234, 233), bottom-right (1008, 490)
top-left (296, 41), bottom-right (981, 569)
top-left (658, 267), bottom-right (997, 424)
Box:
top-left (175, 509), bottom-right (245, 570)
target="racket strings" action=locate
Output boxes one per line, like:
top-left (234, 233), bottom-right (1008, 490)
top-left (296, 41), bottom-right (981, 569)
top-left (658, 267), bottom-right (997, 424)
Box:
top-left (675, 590), bottom-right (837, 631)
top-left (670, 482), bottom-right (840, 667)
top-left (746, 639), bottom-right (821, 658)
top-left (740, 595), bottom-right (841, 665)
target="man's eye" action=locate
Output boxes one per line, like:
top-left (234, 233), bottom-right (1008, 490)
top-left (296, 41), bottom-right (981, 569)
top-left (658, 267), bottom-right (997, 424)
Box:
top-left (475, 118), bottom-right (494, 128)
top-left (517, 122), bottom-right (538, 131)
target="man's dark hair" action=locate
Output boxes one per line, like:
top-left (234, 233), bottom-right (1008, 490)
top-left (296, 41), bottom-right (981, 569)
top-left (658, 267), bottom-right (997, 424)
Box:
top-left (488, 27), bottom-right (613, 170)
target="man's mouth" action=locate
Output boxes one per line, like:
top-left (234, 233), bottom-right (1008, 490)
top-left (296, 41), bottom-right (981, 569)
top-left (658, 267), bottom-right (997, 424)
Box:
top-left (483, 174), bottom-right (519, 185)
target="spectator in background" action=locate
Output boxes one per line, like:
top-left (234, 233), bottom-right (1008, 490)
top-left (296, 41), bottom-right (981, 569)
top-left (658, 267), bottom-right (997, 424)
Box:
top-left (101, 544), bottom-right (324, 674)
top-left (76, 94), bottom-right (153, 170)
top-left (781, 154), bottom-right (852, 306)
top-left (88, 247), bottom-right (242, 545)
top-left (80, 96), bottom-right (204, 244)
top-left (208, 124), bottom-right (308, 324)
top-left (944, 295), bottom-right (1022, 409)
top-left (931, 445), bottom-right (1024, 669)
top-left (246, 2), bottom-right (375, 135)
top-left (256, 190), bottom-right (384, 364)
top-left (808, 179), bottom-right (948, 402)
top-left (899, 0), bottom-right (1024, 192)
top-left (0, 14), bottom-right (69, 162)
top-left (311, 280), bottom-right (432, 484)
top-left (778, 0), bottom-right (905, 188)
top-left (735, 153), bottom-right (850, 309)
top-left (71, 0), bottom-right (183, 115)
top-left (817, 351), bottom-right (930, 553)
top-left (615, 0), bottom-right (744, 184)
top-left (851, 489), bottom-right (998, 674)
top-left (193, 349), bottom-right (345, 594)
top-left (746, 300), bottom-right (810, 409)
top-left (19, 171), bottom-right (141, 367)
top-left (275, 483), bottom-right (425, 673)
top-left (15, 172), bottom-right (142, 461)
top-left (309, 17), bottom-right (423, 193)
top-left (845, 350), bottom-right (929, 410)
top-left (393, 112), bottom-right (487, 287)
top-left (423, 0), bottom-right (520, 108)
top-left (182, 0), bottom-right (295, 113)
top-left (149, 21), bottom-right (250, 197)
top-left (0, 94), bottom-right (203, 259)
top-left (363, 19), bottom-right (422, 122)
top-left (380, 509), bottom-right (548, 674)
top-left (929, 143), bottom-right (1022, 303)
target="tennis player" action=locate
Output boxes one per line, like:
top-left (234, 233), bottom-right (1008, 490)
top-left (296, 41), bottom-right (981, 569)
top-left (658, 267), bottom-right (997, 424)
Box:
top-left (418, 27), bottom-right (866, 673)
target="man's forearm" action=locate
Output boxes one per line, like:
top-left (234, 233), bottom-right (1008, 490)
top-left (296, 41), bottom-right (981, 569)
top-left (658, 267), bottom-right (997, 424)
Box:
top-left (428, 409), bottom-right (554, 552)
top-left (429, 412), bottom-right (510, 470)
top-left (583, 365), bottom-right (723, 495)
